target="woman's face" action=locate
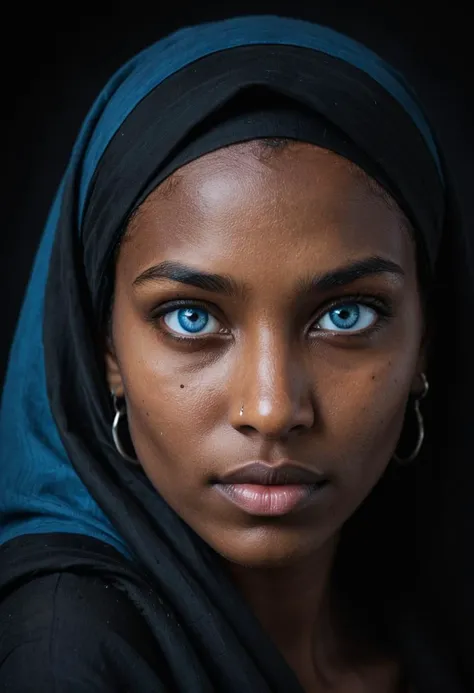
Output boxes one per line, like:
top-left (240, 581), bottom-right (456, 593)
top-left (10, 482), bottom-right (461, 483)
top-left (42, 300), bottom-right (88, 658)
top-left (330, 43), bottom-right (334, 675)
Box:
top-left (106, 142), bottom-right (424, 568)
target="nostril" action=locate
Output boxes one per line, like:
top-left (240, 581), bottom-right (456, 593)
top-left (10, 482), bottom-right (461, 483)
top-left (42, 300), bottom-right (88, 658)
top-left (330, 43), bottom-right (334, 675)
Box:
top-left (238, 424), bottom-right (259, 436)
top-left (292, 424), bottom-right (308, 435)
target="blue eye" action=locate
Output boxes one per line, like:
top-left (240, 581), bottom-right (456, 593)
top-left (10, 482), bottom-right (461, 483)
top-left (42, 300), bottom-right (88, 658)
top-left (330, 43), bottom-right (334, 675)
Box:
top-left (317, 303), bottom-right (377, 333)
top-left (163, 307), bottom-right (221, 336)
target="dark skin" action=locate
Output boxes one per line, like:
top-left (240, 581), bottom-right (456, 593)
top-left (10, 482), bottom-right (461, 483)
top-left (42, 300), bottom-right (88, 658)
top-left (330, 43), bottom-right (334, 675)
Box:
top-left (106, 141), bottom-right (424, 692)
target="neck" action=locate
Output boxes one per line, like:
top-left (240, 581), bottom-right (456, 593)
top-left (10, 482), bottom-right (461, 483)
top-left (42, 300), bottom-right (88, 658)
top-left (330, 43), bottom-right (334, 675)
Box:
top-left (223, 537), bottom-right (404, 692)
top-left (225, 536), bottom-right (340, 677)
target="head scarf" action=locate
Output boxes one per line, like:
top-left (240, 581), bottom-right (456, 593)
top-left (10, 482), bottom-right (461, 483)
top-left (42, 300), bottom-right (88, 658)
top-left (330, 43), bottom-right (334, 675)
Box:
top-left (0, 15), bottom-right (472, 692)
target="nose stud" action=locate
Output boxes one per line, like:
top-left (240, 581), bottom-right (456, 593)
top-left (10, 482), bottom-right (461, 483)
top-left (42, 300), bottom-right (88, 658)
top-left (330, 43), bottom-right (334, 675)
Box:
top-left (239, 404), bottom-right (244, 417)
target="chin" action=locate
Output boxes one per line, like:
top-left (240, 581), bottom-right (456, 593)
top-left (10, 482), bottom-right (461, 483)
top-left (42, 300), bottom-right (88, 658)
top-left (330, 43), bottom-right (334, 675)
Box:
top-left (207, 525), bottom-right (331, 569)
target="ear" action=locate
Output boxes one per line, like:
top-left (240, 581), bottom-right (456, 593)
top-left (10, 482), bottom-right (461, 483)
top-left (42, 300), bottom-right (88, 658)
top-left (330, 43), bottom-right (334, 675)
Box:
top-left (105, 337), bottom-right (125, 398)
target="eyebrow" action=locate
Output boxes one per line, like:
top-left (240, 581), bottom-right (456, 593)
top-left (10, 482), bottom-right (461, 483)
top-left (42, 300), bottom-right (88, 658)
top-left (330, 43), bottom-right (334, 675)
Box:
top-left (299, 255), bottom-right (405, 293)
top-left (133, 260), bottom-right (240, 296)
top-left (132, 256), bottom-right (404, 296)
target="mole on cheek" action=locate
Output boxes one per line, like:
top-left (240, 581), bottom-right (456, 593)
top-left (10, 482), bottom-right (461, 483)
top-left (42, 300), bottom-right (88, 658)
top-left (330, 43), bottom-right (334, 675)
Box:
top-left (180, 384), bottom-right (185, 389)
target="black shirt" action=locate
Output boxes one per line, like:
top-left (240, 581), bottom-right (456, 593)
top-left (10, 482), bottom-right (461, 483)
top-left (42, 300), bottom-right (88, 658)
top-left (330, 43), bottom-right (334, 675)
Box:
top-left (0, 572), bottom-right (174, 692)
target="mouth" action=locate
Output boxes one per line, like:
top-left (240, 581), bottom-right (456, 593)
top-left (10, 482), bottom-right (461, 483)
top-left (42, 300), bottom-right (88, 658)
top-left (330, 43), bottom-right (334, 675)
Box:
top-left (213, 460), bottom-right (330, 517)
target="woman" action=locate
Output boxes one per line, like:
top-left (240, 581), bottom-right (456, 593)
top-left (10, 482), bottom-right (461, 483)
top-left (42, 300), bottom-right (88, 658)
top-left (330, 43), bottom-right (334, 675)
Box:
top-left (0, 14), bottom-right (471, 693)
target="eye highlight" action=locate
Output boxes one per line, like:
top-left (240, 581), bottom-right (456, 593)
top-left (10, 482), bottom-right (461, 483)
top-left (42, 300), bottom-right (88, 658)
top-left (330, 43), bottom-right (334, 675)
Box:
top-left (317, 303), bottom-right (377, 333)
top-left (163, 307), bottom-right (221, 336)
top-left (149, 294), bottom-right (393, 343)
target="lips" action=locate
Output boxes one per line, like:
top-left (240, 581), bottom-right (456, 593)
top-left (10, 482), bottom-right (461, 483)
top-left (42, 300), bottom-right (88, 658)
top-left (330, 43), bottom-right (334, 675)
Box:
top-left (213, 460), bottom-right (329, 516)
top-left (216, 460), bottom-right (327, 486)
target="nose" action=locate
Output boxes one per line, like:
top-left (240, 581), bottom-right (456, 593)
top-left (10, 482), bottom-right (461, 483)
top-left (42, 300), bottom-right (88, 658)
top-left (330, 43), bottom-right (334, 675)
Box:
top-left (231, 328), bottom-right (315, 440)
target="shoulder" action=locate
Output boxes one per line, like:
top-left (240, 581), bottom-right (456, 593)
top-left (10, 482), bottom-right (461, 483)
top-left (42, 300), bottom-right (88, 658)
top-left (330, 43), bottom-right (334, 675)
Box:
top-left (0, 572), bottom-right (168, 692)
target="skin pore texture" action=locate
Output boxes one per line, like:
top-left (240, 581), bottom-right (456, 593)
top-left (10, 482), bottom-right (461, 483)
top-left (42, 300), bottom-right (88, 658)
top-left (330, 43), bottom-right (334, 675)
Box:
top-left (105, 141), bottom-right (424, 692)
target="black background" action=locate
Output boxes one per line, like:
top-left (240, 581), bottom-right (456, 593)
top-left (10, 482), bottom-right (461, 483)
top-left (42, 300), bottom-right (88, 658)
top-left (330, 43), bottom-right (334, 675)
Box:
top-left (1, 2), bottom-right (472, 385)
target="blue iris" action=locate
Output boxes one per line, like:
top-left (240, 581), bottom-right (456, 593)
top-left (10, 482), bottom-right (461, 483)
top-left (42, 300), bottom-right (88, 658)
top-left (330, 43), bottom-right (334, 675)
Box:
top-left (177, 308), bottom-right (209, 333)
top-left (329, 304), bottom-right (360, 330)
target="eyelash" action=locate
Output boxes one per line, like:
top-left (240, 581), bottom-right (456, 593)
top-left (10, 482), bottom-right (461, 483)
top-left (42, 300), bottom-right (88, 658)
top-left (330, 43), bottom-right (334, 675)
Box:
top-left (309, 293), bottom-right (394, 337)
top-left (149, 299), bottom-right (229, 344)
top-left (149, 294), bottom-right (395, 343)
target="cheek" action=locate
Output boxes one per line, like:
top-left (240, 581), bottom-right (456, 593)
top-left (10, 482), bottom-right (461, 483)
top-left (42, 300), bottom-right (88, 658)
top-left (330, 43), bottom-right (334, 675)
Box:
top-left (112, 313), bottom-right (229, 467)
top-left (314, 291), bottom-right (422, 474)
top-left (320, 354), bottom-right (415, 485)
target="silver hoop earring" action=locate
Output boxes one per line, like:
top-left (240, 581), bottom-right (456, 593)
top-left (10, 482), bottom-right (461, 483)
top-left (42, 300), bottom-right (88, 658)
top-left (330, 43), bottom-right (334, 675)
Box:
top-left (111, 394), bottom-right (138, 464)
top-left (393, 373), bottom-right (429, 465)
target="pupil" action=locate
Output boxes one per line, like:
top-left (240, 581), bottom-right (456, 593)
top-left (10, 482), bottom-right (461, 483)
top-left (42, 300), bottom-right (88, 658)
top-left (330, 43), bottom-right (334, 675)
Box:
top-left (331, 304), bottom-right (359, 330)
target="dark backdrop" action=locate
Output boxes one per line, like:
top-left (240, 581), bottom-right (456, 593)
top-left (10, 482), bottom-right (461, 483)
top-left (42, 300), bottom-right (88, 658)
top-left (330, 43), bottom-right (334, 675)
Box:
top-left (1, 2), bottom-right (472, 385)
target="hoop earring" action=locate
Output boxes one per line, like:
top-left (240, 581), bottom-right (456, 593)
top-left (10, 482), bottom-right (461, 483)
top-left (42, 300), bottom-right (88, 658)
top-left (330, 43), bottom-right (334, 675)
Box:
top-left (393, 373), bottom-right (429, 465)
top-left (111, 393), bottom-right (138, 464)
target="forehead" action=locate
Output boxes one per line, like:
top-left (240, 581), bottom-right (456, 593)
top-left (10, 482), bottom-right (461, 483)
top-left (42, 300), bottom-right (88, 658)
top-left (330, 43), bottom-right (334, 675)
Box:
top-left (119, 143), bottom-right (414, 281)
